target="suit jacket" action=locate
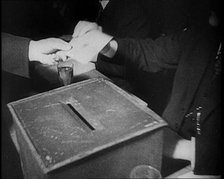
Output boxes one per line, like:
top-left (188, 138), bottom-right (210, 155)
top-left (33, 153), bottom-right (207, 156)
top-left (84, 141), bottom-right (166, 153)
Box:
top-left (2, 33), bottom-right (30, 78)
top-left (97, 0), bottom-right (162, 39)
top-left (113, 26), bottom-right (221, 174)
top-left (96, 0), bottom-right (176, 115)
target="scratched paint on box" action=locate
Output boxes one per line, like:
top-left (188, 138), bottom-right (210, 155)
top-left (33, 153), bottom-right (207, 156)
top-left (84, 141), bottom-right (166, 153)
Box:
top-left (12, 79), bottom-right (159, 168)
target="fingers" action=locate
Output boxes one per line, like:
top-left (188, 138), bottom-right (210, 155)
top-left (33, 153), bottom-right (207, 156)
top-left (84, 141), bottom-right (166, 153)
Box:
top-left (29, 38), bottom-right (72, 65)
top-left (73, 21), bottom-right (87, 38)
top-left (56, 50), bottom-right (70, 61)
top-left (68, 37), bottom-right (77, 46)
top-left (72, 21), bottom-right (100, 38)
top-left (56, 47), bottom-right (96, 64)
top-left (48, 39), bottom-right (71, 62)
top-left (47, 38), bottom-right (72, 51)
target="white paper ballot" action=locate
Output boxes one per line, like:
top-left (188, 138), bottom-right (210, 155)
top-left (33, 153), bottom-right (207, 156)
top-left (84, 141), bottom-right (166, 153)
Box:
top-left (57, 30), bottom-right (113, 64)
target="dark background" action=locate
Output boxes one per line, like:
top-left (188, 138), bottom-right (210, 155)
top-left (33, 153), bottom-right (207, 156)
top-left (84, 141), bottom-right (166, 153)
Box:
top-left (1, 0), bottom-right (100, 39)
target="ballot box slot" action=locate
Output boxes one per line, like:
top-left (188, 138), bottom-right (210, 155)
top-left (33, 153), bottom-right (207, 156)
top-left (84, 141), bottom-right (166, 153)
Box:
top-left (60, 102), bottom-right (95, 131)
top-left (7, 78), bottom-right (167, 177)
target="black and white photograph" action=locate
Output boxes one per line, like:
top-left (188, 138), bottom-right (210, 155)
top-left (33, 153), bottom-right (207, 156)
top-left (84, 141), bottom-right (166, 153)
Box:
top-left (1, 0), bottom-right (222, 178)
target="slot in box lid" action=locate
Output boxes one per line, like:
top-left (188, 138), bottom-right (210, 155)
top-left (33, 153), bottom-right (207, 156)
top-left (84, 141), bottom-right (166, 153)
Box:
top-left (7, 78), bottom-right (167, 173)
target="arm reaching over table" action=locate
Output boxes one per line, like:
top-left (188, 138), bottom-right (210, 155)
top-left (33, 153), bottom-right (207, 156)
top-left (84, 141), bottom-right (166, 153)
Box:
top-left (56, 30), bottom-right (113, 64)
top-left (28, 38), bottom-right (71, 64)
top-left (2, 32), bottom-right (71, 77)
top-left (72, 21), bottom-right (102, 38)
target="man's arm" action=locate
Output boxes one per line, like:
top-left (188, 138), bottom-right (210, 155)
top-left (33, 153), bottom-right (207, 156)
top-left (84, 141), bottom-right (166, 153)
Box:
top-left (64, 20), bottom-right (193, 72)
top-left (2, 33), bottom-right (71, 78)
top-left (2, 33), bottom-right (30, 78)
top-left (101, 30), bottom-right (188, 73)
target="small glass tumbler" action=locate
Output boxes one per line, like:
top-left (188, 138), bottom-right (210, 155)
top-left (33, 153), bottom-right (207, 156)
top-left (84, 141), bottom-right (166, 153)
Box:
top-left (129, 165), bottom-right (162, 179)
top-left (57, 61), bottom-right (74, 86)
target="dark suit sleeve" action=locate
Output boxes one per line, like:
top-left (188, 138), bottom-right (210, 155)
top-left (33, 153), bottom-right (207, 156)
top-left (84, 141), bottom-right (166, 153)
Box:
top-left (113, 30), bottom-right (187, 73)
top-left (194, 106), bottom-right (221, 175)
top-left (2, 33), bottom-right (31, 78)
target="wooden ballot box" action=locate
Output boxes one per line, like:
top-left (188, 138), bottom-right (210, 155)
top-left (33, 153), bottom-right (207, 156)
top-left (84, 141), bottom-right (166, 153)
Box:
top-left (7, 78), bottom-right (167, 179)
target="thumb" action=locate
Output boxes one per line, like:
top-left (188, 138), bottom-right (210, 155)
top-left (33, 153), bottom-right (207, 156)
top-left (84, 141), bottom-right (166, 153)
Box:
top-left (56, 50), bottom-right (69, 61)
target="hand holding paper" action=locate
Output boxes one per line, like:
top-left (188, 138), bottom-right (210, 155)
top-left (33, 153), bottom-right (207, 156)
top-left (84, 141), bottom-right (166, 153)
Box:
top-left (72, 21), bottom-right (102, 38)
top-left (56, 30), bottom-right (113, 64)
top-left (29, 38), bottom-right (71, 65)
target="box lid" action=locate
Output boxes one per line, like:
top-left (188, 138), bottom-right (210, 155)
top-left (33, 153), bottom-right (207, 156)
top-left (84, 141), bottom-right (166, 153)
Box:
top-left (8, 78), bottom-right (167, 173)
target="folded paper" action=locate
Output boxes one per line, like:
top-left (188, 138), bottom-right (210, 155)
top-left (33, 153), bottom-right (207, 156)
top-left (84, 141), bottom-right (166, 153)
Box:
top-left (57, 30), bottom-right (113, 64)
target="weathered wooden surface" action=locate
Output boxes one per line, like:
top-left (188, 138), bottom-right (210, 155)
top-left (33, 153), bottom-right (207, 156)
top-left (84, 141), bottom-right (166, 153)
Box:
top-left (8, 78), bottom-right (167, 175)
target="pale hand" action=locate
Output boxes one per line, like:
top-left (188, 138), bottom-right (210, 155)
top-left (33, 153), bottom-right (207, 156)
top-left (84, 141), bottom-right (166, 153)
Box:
top-left (28, 38), bottom-right (71, 65)
top-left (56, 30), bottom-right (113, 64)
top-left (72, 20), bottom-right (102, 38)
